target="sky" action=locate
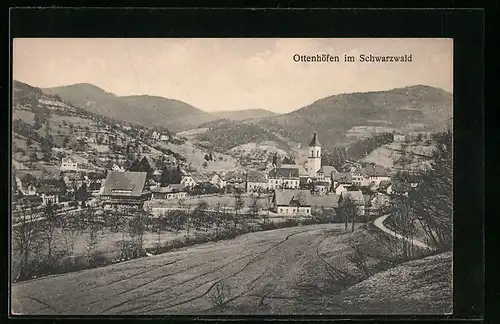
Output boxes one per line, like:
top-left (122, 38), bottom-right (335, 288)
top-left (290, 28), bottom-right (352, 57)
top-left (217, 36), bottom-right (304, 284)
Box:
top-left (13, 38), bottom-right (453, 113)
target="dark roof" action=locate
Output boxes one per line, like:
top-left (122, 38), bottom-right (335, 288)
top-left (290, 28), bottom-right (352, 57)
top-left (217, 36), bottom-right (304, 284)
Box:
top-left (378, 180), bottom-right (392, 189)
top-left (311, 194), bottom-right (340, 208)
top-left (268, 167), bottom-right (300, 179)
top-left (341, 190), bottom-right (365, 205)
top-left (17, 170), bottom-right (44, 182)
top-left (246, 171), bottom-right (267, 183)
top-left (333, 172), bottom-right (353, 184)
top-left (274, 189), bottom-right (312, 207)
top-left (363, 164), bottom-right (388, 177)
top-left (314, 181), bottom-right (331, 187)
top-left (318, 165), bottom-right (338, 175)
top-left (101, 171), bottom-right (148, 197)
top-left (37, 184), bottom-right (61, 195)
top-left (151, 184), bottom-right (186, 193)
top-left (391, 181), bottom-right (412, 193)
top-left (309, 132), bottom-right (321, 147)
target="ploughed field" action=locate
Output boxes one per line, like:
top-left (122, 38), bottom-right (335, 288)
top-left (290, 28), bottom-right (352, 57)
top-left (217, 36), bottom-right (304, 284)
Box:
top-left (12, 224), bottom-right (452, 315)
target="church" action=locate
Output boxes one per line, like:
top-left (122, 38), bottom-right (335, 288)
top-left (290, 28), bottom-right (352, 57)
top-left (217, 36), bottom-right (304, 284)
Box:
top-left (306, 131), bottom-right (338, 181)
top-left (266, 131), bottom-right (338, 191)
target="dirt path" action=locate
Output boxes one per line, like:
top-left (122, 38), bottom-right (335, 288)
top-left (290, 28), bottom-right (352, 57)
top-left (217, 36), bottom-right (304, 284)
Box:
top-left (373, 215), bottom-right (434, 250)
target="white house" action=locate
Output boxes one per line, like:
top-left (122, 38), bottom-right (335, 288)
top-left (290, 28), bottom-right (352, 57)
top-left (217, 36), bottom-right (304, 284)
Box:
top-left (273, 189), bottom-right (312, 216)
top-left (245, 171), bottom-right (268, 193)
top-left (363, 164), bottom-right (390, 186)
top-left (181, 175), bottom-right (197, 188)
top-left (61, 157), bottom-right (78, 171)
top-left (211, 173), bottom-right (227, 189)
top-left (160, 134), bottom-right (169, 141)
top-left (151, 184), bottom-right (187, 200)
top-left (394, 133), bottom-right (406, 142)
top-left (112, 164), bottom-right (125, 172)
top-left (267, 167), bottom-right (300, 190)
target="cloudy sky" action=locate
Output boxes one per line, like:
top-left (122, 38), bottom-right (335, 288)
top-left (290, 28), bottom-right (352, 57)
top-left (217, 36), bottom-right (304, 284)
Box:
top-left (13, 38), bottom-right (452, 113)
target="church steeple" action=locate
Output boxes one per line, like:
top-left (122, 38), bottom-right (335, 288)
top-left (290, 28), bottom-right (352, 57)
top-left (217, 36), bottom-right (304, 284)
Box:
top-left (309, 131), bottom-right (321, 147)
top-left (308, 131), bottom-right (322, 177)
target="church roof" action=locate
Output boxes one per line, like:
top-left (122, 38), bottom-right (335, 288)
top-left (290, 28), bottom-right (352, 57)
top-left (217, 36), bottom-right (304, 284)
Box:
top-left (309, 132), bottom-right (321, 147)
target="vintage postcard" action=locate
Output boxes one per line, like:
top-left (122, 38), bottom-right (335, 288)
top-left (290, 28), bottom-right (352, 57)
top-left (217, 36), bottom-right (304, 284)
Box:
top-left (11, 38), bottom-right (453, 315)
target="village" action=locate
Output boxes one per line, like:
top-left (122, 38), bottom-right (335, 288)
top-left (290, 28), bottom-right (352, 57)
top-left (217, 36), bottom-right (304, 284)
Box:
top-left (13, 128), bottom-right (418, 223)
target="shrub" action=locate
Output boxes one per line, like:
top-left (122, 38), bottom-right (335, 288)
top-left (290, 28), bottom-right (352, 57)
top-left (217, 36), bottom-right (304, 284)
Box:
top-left (208, 281), bottom-right (233, 309)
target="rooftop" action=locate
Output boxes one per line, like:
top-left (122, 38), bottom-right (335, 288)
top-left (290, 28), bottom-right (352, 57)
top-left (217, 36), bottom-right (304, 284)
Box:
top-left (268, 167), bottom-right (300, 179)
top-left (101, 171), bottom-right (148, 197)
top-left (309, 132), bottom-right (321, 147)
top-left (274, 189), bottom-right (312, 207)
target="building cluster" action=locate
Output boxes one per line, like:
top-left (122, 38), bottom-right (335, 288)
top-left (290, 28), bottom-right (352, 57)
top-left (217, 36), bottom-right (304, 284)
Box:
top-left (14, 127), bottom-right (418, 218)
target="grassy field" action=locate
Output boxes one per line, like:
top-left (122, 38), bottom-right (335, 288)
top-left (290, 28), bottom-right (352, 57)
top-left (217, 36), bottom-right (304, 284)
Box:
top-left (11, 223), bottom-right (452, 315)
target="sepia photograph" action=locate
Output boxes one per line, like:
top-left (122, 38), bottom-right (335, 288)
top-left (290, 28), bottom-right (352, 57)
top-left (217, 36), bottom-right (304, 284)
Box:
top-left (10, 38), bottom-right (453, 315)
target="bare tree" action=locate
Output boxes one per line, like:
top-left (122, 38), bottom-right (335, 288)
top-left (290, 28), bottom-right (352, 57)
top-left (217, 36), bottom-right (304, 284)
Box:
top-left (12, 208), bottom-right (43, 281)
top-left (40, 201), bottom-right (61, 263)
top-left (338, 195), bottom-right (358, 232)
top-left (233, 192), bottom-right (245, 228)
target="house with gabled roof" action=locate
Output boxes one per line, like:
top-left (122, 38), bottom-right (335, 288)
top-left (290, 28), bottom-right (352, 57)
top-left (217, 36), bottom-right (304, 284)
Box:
top-left (245, 170), bottom-right (268, 193)
top-left (151, 184), bottom-right (187, 200)
top-left (339, 190), bottom-right (366, 216)
top-left (272, 189), bottom-right (312, 216)
top-left (267, 167), bottom-right (300, 190)
top-left (100, 171), bottom-right (150, 209)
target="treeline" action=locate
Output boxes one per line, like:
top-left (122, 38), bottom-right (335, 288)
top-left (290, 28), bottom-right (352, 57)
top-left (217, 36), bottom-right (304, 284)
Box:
top-left (195, 123), bottom-right (286, 152)
top-left (323, 132), bottom-right (394, 169)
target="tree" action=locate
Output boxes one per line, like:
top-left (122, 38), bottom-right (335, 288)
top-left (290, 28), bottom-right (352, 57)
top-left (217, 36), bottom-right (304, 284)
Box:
top-left (192, 201), bottom-right (210, 232)
top-left (202, 161), bottom-right (208, 169)
top-left (338, 195), bottom-right (358, 232)
top-left (40, 201), bottom-right (61, 264)
top-left (233, 192), bottom-right (245, 228)
top-left (411, 128), bottom-right (452, 252)
top-left (391, 194), bottom-right (417, 260)
top-left (26, 137), bottom-right (32, 147)
top-left (12, 208), bottom-right (44, 280)
top-left (248, 194), bottom-right (262, 225)
top-left (62, 210), bottom-right (86, 257)
top-left (75, 182), bottom-right (89, 208)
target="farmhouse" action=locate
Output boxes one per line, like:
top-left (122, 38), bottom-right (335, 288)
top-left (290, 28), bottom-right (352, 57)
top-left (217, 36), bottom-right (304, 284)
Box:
top-left (100, 171), bottom-right (150, 209)
top-left (339, 190), bottom-right (366, 216)
top-left (363, 164), bottom-right (390, 185)
top-left (37, 184), bottom-right (61, 205)
top-left (151, 184), bottom-right (187, 200)
top-left (245, 171), bottom-right (268, 193)
top-left (310, 194), bottom-right (340, 214)
top-left (273, 189), bottom-right (312, 216)
top-left (267, 167), bottom-right (300, 190)
top-left (312, 180), bottom-right (332, 196)
top-left (61, 156), bottom-right (78, 171)
top-left (211, 173), bottom-right (227, 189)
top-left (332, 172), bottom-right (353, 194)
top-left (180, 175), bottom-right (197, 188)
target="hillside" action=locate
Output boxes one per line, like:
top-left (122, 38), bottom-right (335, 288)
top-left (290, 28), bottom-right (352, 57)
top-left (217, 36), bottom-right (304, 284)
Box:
top-left (247, 85), bottom-right (453, 149)
top-left (212, 109), bottom-right (278, 121)
top-left (195, 119), bottom-right (293, 152)
top-left (42, 83), bottom-right (218, 132)
top-left (11, 224), bottom-right (451, 315)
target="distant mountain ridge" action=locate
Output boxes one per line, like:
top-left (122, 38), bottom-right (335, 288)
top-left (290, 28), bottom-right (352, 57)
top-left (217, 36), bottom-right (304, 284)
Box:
top-left (42, 83), bottom-right (218, 132)
top-left (244, 85), bottom-right (453, 148)
top-left (22, 80), bottom-right (452, 151)
top-left (212, 109), bottom-right (278, 121)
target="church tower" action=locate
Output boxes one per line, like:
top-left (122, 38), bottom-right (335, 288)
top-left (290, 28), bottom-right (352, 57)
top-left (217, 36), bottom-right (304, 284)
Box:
top-left (308, 131), bottom-right (321, 178)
